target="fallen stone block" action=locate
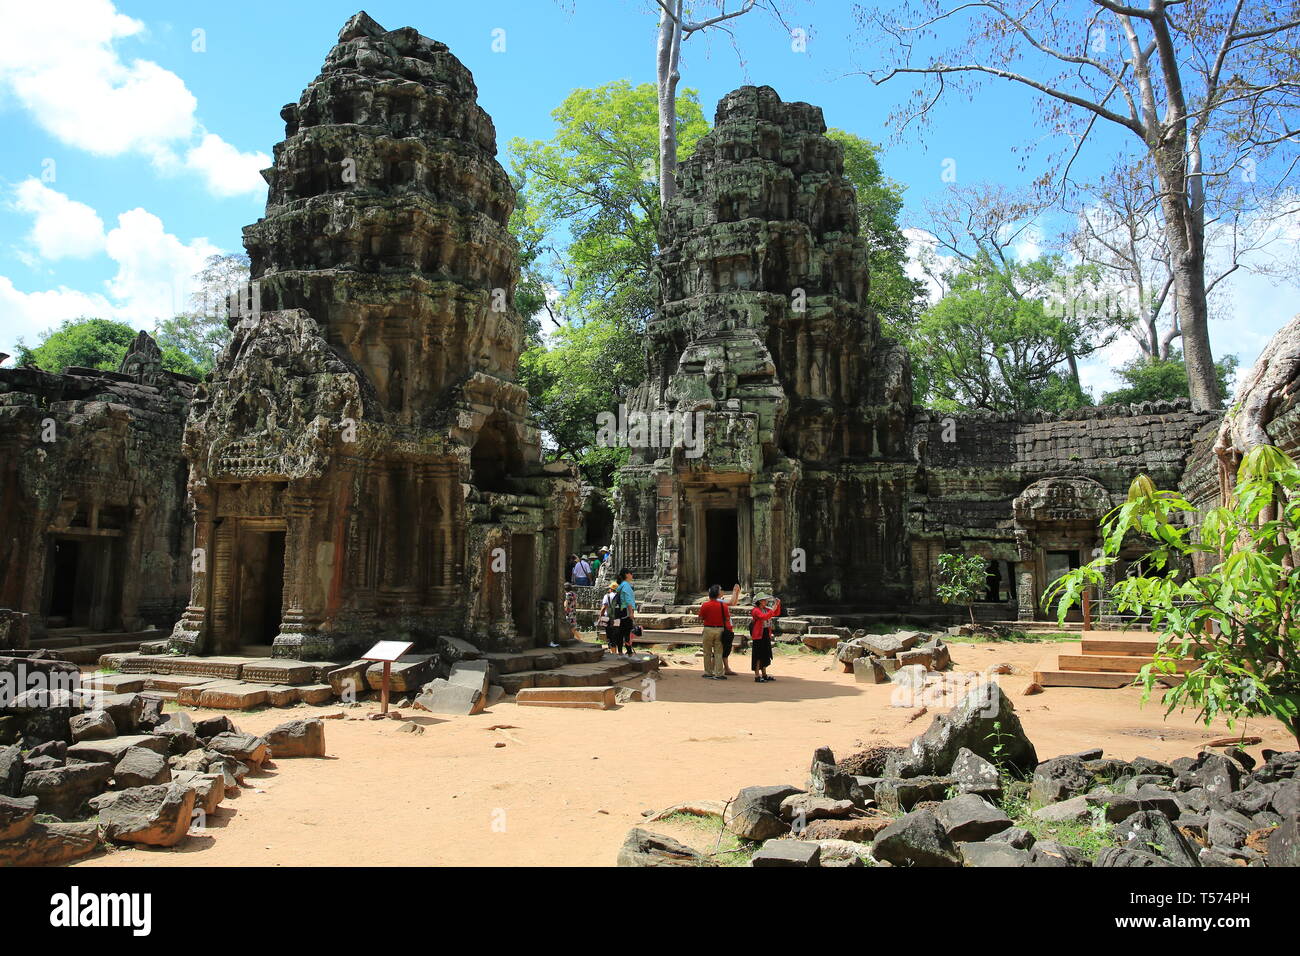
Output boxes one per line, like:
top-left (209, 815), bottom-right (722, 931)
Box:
top-left (21, 761), bottom-right (114, 818)
top-left (366, 655), bottom-right (436, 693)
top-left (69, 710), bottom-right (117, 742)
top-left (0, 821), bottom-right (100, 866)
top-left (960, 841), bottom-right (1030, 867)
top-left (414, 659), bottom-right (490, 715)
top-left (67, 734), bottom-right (169, 765)
top-left (935, 793), bottom-right (1012, 842)
top-left (206, 732), bottom-right (270, 767)
top-left (0, 793), bottom-right (38, 840)
top-left (112, 747), bottom-right (171, 789)
top-left (871, 810), bottom-right (962, 867)
top-left (752, 839), bottom-right (821, 867)
top-left (266, 718), bottom-right (326, 758)
top-left (725, 785), bottom-right (803, 841)
top-left (616, 827), bottom-right (706, 867)
top-left (171, 770), bottom-right (224, 817)
top-left (92, 783), bottom-right (195, 847)
top-left (514, 686), bottom-right (616, 710)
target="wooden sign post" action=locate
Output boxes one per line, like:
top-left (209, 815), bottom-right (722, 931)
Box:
top-left (362, 640), bottom-right (414, 716)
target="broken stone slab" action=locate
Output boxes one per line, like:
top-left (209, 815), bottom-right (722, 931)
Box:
top-left (266, 718), bottom-right (326, 758)
top-left (0, 793), bottom-right (38, 840)
top-left (989, 826), bottom-right (1036, 850)
top-left (69, 710), bottom-right (117, 742)
top-left (206, 732), bottom-right (270, 767)
top-left (1095, 845), bottom-right (1177, 867)
top-left (0, 744), bottom-right (23, 796)
top-left (861, 633), bottom-right (912, 658)
top-left (297, 683), bottom-right (334, 705)
top-left (1086, 786), bottom-right (1181, 823)
top-left (751, 839), bottom-right (821, 867)
top-left (193, 682), bottom-right (270, 710)
top-left (616, 827), bottom-right (706, 867)
top-left (194, 715), bottom-right (236, 740)
top-left (112, 747), bottom-right (170, 789)
top-left (366, 655), bottom-right (436, 693)
top-left (813, 838), bottom-right (871, 867)
top-left (170, 770), bottom-right (224, 817)
top-left (1114, 809), bottom-right (1200, 867)
top-left (151, 727), bottom-right (199, 756)
top-left (800, 817), bottom-right (891, 842)
top-left (801, 635), bottom-right (839, 652)
top-left (959, 841), bottom-right (1030, 867)
top-left (780, 793), bottom-right (855, 823)
top-left (326, 660), bottom-right (370, 699)
top-left (852, 656), bottom-right (889, 684)
top-left (414, 659), bottom-right (490, 715)
top-left (0, 821), bottom-right (100, 866)
top-left (99, 693), bottom-right (146, 734)
top-left (1030, 755), bottom-right (1094, 805)
top-left (875, 775), bottom-right (957, 814)
top-left (239, 660), bottom-right (318, 685)
top-left (92, 782), bottom-right (196, 847)
top-left (514, 686), bottom-right (616, 710)
top-left (871, 809), bottom-right (962, 867)
top-left (934, 793), bottom-right (1013, 842)
top-left (20, 761), bottom-right (113, 818)
top-left (1027, 840), bottom-right (1093, 867)
top-left (435, 635), bottom-right (483, 664)
top-left (1031, 795), bottom-right (1093, 824)
top-left (724, 785), bottom-right (803, 841)
top-left (67, 734), bottom-right (169, 764)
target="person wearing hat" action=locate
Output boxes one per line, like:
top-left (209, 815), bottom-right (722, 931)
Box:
top-left (696, 583), bottom-right (740, 679)
top-left (572, 553), bottom-right (593, 587)
top-left (597, 582), bottom-right (620, 653)
top-left (749, 593), bottom-right (781, 682)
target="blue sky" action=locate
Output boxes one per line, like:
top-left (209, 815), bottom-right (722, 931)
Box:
top-left (1, 0), bottom-right (1294, 394)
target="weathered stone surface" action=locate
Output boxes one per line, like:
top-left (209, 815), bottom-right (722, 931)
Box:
top-left (112, 747), bottom-right (170, 789)
top-left (1087, 786), bottom-right (1182, 823)
top-left (1031, 795), bottom-right (1093, 824)
top-left (0, 821), bottom-right (100, 867)
top-left (751, 839), bottom-right (821, 867)
top-left (875, 775), bottom-right (956, 814)
top-left (888, 681), bottom-right (1036, 778)
top-left (960, 841), bottom-right (1030, 867)
top-left (1096, 845), bottom-right (1177, 867)
top-left (852, 656), bottom-right (889, 684)
top-left (1031, 755), bottom-right (1093, 805)
top-left (1207, 808), bottom-right (1254, 850)
top-left (92, 783), bottom-right (195, 847)
top-left (0, 793), bottom-right (38, 840)
top-left (67, 734), bottom-right (168, 765)
top-left (1267, 817), bottom-right (1300, 867)
top-left (69, 710), bottom-right (117, 742)
top-left (170, 770), bottom-right (224, 817)
top-left (1028, 840), bottom-right (1092, 867)
top-left (98, 694), bottom-right (146, 735)
top-left (206, 732), bottom-right (270, 767)
top-left (935, 793), bottom-right (1013, 842)
top-left (414, 660), bottom-right (489, 716)
top-left (989, 826), bottom-right (1036, 850)
top-left (0, 744), bottom-right (23, 796)
top-left (616, 827), bottom-right (705, 867)
top-left (800, 816), bottom-right (892, 842)
top-left (20, 761), bottom-right (113, 818)
top-left (951, 748), bottom-right (1002, 798)
top-left (266, 718), bottom-right (326, 758)
top-left (780, 793), bottom-right (855, 823)
top-left (1178, 753), bottom-right (1242, 800)
top-left (871, 810), bottom-right (963, 867)
top-left (194, 715), bottom-right (236, 740)
top-left (724, 785), bottom-right (802, 841)
top-left (1115, 809), bottom-right (1200, 867)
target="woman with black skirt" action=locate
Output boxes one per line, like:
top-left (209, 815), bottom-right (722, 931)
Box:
top-left (749, 594), bottom-right (781, 683)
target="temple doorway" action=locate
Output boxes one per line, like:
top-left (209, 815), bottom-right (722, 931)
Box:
top-left (44, 535), bottom-right (118, 630)
top-left (704, 509), bottom-right (739, 589)
top-left (235, 528), bottom-right (286, 647)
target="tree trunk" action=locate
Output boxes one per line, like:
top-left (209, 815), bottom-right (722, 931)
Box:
top-left (1153, 147), bottom-right (1219, 411)
top-left (656, 2), bottom-right (682, 208)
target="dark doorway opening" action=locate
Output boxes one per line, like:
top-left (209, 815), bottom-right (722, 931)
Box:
top-left (236, 530), bottom-right (286, 647)
top-left (45, 536), bottom-right (118, 629)
top-left (510, 534), bottom-right (535, 640)
top-left (704, 509), bottom-right (739, 589)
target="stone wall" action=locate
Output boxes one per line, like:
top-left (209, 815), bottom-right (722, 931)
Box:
top-left (0, 333), bottom-right (194, 639)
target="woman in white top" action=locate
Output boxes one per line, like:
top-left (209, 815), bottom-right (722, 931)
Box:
top-left (597, 583), bottom-right (618, 652)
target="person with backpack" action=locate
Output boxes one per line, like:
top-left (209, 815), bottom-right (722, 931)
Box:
top-left (749, 593), bottom-right (781, 683)
top-left (697, 583), bottom-right (740, 680)
top-left (597, 583), bottom-right (619, 652)
top-left (572, 554), bottom-right (593, 586)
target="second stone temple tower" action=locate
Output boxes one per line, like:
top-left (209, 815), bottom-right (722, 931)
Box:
top-left (613, 86), bottom-right (914, 607)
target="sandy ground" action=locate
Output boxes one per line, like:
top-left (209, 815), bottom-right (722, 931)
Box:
top-left (75, 637), bottom-right (1294, 868)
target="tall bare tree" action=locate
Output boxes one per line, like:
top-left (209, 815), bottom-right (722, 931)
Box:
top-left (854, 0), bottom-right (1300, 411)
top-left (653, 1), bottom-right (795, 205)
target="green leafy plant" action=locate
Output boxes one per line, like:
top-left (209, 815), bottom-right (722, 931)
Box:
top-left (935, 551), bottom-right (990, 626)
top-left (1047, 444), bottom-right (1300, 747)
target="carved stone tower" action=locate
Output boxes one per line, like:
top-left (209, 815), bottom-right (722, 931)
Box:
top-left (172, 12), bottom-right (577, 659)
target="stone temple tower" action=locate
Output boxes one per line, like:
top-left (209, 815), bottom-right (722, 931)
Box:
top-left (613, 86), bottom-right (913, 607)
top-left (173, 12), bottom-right (578, 660)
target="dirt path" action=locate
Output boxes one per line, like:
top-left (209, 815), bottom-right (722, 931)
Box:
top-left (76, 639), bottom-right (1293, 868)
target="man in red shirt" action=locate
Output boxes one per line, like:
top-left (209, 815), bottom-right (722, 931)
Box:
top-left (697, 583), bottom-right (740, 680)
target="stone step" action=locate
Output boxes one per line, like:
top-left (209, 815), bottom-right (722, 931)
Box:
top-left (515, 686), bottom-right (617, 710)
top-left (174, 678), bottom-right (335, 709)
top-left (496, 652), bottom-right (655, 695)
top-left (483, 643), bottom-right (605, 678)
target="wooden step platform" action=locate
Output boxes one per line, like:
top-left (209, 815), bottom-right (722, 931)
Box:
top-left (1033, 630), bottom-right (1199, 689)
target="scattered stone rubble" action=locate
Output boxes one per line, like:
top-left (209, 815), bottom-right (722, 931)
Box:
top-left (620, 680), bottom-right (1299, 867)
top-left (0, 672), bottom-right (328, 865)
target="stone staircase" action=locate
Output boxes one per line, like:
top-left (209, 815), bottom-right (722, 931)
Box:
top-left (32, 626), bottom-right (168, 665)
top-left (1032, 631), bottom-right (1197, 688)
top-left (483, 642), bottom-right (657, 695)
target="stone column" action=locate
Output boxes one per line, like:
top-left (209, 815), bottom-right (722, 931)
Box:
top-left (169, 490), bottom-right (213, 655)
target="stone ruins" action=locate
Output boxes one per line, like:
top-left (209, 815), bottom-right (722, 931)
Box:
top-left (172, 12), bottom-right (578, 660)
top-left (0, 18), bottom-right (1296, 661)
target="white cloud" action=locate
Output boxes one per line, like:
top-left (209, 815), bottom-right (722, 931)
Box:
top-left (1, 183), bottom-right (221, 357)
top-left (10, 179), bottom-right (106, 260)
top-left (0, 0), bottom-right (268, 198)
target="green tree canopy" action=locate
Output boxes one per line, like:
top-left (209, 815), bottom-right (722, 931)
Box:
top-left (1102, 350), bottom-right (1237, 407)
top-left (912, 253), bottom-right (1121, 413)
top-left (16, 318), bottom-right (140, 373)
top-left (154, 252), bottom-right (247, 376)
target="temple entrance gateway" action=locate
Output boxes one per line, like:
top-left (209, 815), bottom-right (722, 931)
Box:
top-left (510, 534), bottom-right (535, 640)
top-left (44, 535), bottom-right (119, 630)
top-left (234, 527), bottom-right (286, 647)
